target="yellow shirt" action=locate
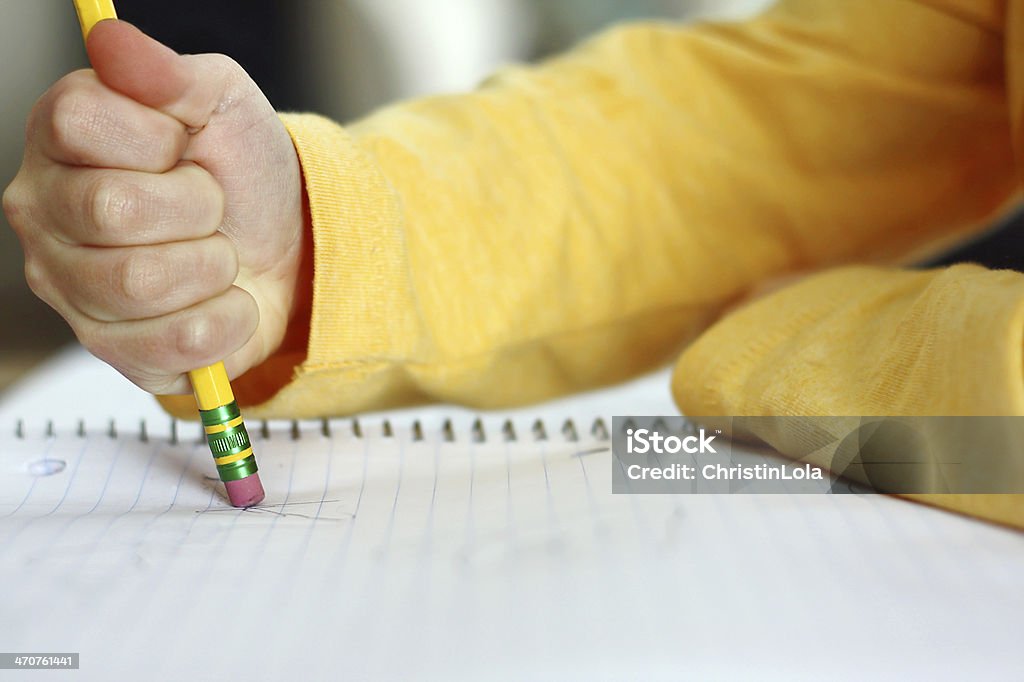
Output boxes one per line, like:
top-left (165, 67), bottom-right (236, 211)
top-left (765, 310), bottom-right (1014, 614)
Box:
top-left (160, 0), bottom-right (1024, 528)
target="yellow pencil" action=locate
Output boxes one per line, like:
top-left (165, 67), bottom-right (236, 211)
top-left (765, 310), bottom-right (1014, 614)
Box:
top-left (72, 0), bottom-right (265, 507)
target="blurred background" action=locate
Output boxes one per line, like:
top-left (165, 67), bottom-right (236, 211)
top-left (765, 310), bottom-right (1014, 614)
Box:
top-left (2, 0), bottom-right (1021, 392)
top-left (0, 0), bottom-right (772, 390)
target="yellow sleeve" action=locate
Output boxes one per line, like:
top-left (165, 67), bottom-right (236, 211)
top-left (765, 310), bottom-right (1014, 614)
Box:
top-left (672, 264), bottom-right (1024, 529)
top-left (157, 0), bottom-right (1015, 419)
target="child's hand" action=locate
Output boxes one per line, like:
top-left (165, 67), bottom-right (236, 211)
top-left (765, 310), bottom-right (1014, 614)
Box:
top-left (3, 20), bottom-right (307, 395)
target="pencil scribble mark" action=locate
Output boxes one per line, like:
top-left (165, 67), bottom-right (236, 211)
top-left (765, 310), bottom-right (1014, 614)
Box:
top-left (573, 447), bottom-right (610, 458)
top-left (194, 498), bottom-right (351, 522)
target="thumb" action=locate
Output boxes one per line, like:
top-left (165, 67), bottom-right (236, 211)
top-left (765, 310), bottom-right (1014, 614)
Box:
top-left (86, 19), bottom-right (245, 130)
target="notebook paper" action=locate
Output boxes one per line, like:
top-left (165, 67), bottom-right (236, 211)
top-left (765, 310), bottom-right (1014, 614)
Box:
top-left (1, 348), bottom-right (1023, 681)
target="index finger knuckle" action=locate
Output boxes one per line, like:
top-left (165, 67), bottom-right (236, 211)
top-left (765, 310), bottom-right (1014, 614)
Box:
top-left (48, 84), bottom-right (103, 162)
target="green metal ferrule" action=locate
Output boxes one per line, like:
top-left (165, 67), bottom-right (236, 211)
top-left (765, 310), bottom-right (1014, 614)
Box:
top-left (198, 400), bottom-right (256, 482)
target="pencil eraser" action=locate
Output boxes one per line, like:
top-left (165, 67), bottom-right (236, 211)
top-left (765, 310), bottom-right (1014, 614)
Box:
top-left (225, 473), bottom-right (265, 508)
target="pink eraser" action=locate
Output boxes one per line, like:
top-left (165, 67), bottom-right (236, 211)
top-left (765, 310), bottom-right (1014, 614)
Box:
top-left (225, 473), bottom-right (265, 508)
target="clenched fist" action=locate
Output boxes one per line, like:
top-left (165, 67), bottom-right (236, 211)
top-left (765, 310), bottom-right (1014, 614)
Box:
top-left (3, 20), bottom-right (309, 395)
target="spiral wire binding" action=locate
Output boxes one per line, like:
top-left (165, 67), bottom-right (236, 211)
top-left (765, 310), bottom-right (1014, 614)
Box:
top-left (11, 416), bottom-right (615, 443)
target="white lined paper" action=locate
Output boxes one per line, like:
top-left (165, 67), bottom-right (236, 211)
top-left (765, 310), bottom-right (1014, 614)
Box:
top-left (0, 348), bottom-right (1022, 680)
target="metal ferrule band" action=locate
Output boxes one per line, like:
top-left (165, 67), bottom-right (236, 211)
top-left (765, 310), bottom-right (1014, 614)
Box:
top-left (199, 401), bottom-right (241, 427)
top-left (206, 423), bottom-right (251, 457)
top-left (214, 446), bottom-right (253, 466)
top-left (204, 415), bottom-right (245, 434)
top-left (216, 454), bottom-right (259, 482)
